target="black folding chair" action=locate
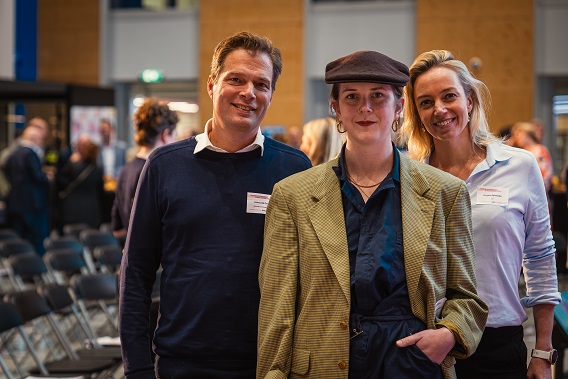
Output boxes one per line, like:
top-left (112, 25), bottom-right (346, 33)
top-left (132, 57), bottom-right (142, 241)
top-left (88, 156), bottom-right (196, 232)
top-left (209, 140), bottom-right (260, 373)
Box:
top-left (9, 251), bottom-right (54, 290)
top-left (62, 223), bottom-right (90, 240)
top-left (6, 289), bottom-right (119, 378)
top-left (93, 245), bottom-right (123, 274)
top-left (80, 229), bottom-right (120, 273)
top-left (39, 283), bottom-right (123, 361)
top-left (70, 273), bottom-right (119, 338)
top-left (44, 247), bottom-right (90, 285)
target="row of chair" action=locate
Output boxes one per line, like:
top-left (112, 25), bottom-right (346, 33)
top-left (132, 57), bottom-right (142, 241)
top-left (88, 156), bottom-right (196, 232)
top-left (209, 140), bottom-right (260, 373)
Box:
top-left (0, 226), bottom-right (124, 378)
top-left (0, 282), bottom-right (122, 378)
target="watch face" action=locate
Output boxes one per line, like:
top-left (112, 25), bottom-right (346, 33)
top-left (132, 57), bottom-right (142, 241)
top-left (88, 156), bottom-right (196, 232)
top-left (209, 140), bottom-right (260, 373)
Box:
top-left (551, 349), bottom-right (558, 364)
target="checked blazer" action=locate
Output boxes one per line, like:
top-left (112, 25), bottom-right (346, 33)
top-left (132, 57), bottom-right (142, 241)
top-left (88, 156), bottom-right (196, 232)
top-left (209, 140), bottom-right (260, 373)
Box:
top-left (257, 153), bottom-right (488, 379)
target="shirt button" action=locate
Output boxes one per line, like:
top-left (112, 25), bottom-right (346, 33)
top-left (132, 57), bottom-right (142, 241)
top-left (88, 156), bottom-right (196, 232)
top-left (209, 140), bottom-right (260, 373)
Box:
top-left (339, 321), bottom-right (348, 329)
top-left (338, 360), bottom-right (347, 369)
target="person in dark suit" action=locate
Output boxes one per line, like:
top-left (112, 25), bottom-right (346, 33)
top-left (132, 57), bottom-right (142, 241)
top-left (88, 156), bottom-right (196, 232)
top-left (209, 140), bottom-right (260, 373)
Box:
top-left (4, 119), bottom-right (51, 255)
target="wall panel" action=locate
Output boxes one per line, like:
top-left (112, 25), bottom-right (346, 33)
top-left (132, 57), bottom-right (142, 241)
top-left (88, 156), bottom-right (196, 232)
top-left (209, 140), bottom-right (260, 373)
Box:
top-left (199, 0), bottom-right (304, 129)
top-left (38, 0), bottom-right (99, 85)
top-left (416, 0), bottom-right (533, 132)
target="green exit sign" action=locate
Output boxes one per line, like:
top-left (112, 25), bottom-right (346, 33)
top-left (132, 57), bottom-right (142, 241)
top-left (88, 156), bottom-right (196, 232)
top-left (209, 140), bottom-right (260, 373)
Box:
top-left (140, 69), bottom-right (163, 83)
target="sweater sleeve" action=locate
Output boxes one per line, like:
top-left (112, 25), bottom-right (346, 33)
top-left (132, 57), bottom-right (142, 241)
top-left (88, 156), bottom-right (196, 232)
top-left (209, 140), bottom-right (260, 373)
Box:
top-left (119, 159), bottom-right (162, 379)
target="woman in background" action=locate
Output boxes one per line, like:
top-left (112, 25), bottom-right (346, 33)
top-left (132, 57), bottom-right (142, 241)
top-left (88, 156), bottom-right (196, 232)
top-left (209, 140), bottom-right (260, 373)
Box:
top-left (111, 99), bottom-right (178, 241)
top-left (300, 117), bottom-right (344, 165)
top-left (57, 134), bottom-right (104, 230)
top-left (401, 49), bottom-right (560, 379)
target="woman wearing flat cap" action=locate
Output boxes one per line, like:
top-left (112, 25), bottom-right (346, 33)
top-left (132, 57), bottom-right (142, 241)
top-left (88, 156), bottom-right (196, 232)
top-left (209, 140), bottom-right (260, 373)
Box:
top-left (257, 50), bottom-right (487, 379)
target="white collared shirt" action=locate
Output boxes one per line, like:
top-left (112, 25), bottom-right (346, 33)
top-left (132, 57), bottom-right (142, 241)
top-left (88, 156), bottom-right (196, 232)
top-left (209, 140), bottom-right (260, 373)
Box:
top-left (194, 119), bottom-right (265, 155)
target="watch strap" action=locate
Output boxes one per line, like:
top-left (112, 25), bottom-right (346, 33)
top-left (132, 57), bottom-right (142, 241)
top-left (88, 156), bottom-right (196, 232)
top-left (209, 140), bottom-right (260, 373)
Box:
top-left (531, 348), bottom-right (557, 364)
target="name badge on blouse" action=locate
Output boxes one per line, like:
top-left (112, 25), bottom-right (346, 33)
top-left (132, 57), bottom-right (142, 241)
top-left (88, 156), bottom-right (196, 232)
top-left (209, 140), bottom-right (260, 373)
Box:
top-left (476, 186), bottom-right (509, 206)
top-left (246, 192), bottom-right (271, 214)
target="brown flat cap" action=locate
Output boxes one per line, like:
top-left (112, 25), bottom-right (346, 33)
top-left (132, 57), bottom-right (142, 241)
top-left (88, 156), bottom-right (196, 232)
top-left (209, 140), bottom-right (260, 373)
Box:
top-left (325, 50), bottom-right (410, 86)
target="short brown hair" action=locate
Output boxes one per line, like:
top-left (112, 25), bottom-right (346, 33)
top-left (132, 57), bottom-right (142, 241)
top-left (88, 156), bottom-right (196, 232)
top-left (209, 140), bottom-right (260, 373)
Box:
top-left (209, 31), bottom-right (282, 91)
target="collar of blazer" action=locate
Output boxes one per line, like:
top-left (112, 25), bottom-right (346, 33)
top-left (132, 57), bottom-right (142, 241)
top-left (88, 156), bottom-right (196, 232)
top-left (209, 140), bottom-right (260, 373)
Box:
top-left (305, 155), bottom-right (437, 305)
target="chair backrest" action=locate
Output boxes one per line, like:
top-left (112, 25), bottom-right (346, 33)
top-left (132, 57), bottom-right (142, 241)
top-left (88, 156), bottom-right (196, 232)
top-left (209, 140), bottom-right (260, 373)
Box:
top-left (93, 245), bottom-right (123, 272)
top-left (44, 248), bottom-right (88, 273)
top-left (6, 289), bottom-right (52, 322)
top-left (43, 236), bottom-right (83, 255)
top-left (0, 300), bottom-right (23, 333)
top-left (62, 223), bottom-right (90, 239)
top-left (38, 283), bottom-right (75, 311)
top-left (71, 273), bottom-right (118, 301)
top-left (0, 239), bottom-right (35, 258)
top-left (9, 252), bottom-right (49, 284)
top-left (79, 230), bottom-right (119, 251)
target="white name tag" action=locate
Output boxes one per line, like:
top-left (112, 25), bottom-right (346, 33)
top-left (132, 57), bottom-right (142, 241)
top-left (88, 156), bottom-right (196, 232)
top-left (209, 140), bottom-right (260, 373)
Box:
top-left (476, 186), bottom-right (509, 206)
top-left (246, 192), bottom-right (271, 214)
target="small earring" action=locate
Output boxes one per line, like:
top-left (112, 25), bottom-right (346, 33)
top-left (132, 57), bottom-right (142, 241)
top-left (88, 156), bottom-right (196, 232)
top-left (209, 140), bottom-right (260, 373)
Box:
top-left (468, 112), bottom-right (471, 123)
top-left (391, 119), bottom-right (400, 133)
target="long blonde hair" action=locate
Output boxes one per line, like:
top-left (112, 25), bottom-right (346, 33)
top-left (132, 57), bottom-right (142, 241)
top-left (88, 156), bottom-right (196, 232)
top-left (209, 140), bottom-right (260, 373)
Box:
top-left (301, 117), bottom-right (344, 165)
top-left (400, 50), bottom-right (498, 161)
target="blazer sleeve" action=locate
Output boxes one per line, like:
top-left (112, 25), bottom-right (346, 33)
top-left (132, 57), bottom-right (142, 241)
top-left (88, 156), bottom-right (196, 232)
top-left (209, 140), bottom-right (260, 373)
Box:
top-left (436, 182), bottom-right (488, 358)
top-left (257, 183), bottom-right (299, 379)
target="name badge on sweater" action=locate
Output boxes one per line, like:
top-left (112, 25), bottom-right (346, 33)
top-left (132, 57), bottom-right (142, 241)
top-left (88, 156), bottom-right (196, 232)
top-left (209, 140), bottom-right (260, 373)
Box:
top-left (246, 192), bottom-right (271, 214)
top-left (476, 186), bottom-right (509, 206)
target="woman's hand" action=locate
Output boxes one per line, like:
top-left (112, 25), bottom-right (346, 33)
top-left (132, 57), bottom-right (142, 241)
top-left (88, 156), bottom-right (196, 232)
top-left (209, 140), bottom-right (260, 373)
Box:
top-left (396, 327), bottom-right (455, 364)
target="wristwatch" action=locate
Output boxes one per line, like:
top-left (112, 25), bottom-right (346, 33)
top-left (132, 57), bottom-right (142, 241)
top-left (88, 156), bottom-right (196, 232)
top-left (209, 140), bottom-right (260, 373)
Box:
top-left (531, 348), bottom-right (558, 364)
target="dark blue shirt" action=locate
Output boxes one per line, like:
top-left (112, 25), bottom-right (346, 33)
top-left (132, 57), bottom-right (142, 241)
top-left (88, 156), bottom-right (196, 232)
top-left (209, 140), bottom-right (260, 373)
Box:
top-left (333, 145), bottom-right (407, 316)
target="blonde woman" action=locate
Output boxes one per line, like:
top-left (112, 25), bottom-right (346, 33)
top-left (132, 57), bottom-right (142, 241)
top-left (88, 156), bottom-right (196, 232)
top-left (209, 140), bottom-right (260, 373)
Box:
top-left (401, 49), bottom-right (560, 379)
top-left (300, 117), bottom-right (344, 165)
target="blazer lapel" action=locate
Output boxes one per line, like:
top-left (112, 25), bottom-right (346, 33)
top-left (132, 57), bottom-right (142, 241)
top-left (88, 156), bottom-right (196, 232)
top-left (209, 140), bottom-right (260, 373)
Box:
top-left (399, 156), bottom-right (435, 298)
top-left (307, 159), bottom-right (351, 302)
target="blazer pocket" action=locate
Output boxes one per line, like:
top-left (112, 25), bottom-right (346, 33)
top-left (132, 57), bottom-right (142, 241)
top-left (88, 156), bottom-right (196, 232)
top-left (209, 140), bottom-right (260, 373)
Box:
top-left (291, 348), bottom-right (311, 375)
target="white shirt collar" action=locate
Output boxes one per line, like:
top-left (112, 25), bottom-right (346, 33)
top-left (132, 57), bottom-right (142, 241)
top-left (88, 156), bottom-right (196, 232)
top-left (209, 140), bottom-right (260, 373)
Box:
top-left (194, 118), bottom-right (264, 155)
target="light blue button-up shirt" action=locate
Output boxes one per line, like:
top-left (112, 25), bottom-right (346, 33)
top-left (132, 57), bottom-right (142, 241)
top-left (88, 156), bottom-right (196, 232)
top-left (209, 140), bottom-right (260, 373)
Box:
top-left (464, 142), bottom-right (560, 327)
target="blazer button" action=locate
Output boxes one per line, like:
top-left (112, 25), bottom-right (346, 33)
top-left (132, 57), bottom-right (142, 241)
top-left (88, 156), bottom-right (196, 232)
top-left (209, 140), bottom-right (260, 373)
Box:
top-left (339, 321), bottom-right (348, 329)
top-left (338, 360), bottom-right (347, 369)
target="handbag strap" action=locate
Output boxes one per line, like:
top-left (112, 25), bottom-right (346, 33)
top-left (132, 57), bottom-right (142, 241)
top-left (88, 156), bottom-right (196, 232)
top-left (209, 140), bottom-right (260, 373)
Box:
top-left (58, 164), bottom-right (96, 199)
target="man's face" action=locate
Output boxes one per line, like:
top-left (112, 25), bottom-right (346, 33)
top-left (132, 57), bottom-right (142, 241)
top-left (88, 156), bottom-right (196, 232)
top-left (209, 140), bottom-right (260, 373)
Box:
top-left (208, 49), bottom-right (274, 135)
top-left (100, 122), bottom-right (112, 141)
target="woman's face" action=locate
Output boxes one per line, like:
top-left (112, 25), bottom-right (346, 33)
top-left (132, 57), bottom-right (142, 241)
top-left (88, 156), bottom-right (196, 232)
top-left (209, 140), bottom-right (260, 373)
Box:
top-left (413, 66), bottom-right (473, 144)
top-left (333, 82), bottom-right (403, 146)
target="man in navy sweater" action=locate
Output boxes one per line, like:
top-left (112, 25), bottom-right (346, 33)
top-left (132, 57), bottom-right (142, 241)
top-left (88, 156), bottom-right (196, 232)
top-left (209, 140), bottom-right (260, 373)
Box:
top-left (119, 31), bottom-right (312, 379)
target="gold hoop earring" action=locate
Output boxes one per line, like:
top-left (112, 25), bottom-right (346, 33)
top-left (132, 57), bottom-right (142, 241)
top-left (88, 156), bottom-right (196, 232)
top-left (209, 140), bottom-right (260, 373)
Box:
top-left (336, 120), bottom-right (346, 134)
top-left (391, 118), bottom-right (400, 133)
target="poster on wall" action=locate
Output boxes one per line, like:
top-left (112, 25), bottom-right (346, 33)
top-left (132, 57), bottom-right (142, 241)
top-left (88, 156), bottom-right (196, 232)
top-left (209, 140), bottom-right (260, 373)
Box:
top-left (70, 105), bottom-right (117, 146)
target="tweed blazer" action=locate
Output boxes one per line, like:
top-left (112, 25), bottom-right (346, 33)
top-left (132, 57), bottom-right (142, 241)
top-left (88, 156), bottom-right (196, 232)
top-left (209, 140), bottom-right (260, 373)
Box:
top-left (257, 153), bottom-right (488, 379)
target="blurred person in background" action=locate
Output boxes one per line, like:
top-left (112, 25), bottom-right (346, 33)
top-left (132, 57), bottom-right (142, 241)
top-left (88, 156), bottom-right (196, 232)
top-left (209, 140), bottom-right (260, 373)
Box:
top-left (111, 99), bottom-right (178, 242)
top-left (285, 125), bottom-right (302, 149)
top-left (98, 119), bottom-right (127, 188)
top-left (3, 118), bottom-right (51, 255)
top-left (300, 116), bottom-right (345, 165)
top-left (56, 134), bottom-right (104, 231)
top-left (511, 121), bottom-right (554, 193)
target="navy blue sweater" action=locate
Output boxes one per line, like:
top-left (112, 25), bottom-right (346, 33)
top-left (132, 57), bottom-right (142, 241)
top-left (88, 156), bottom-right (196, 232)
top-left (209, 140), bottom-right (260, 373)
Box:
top-left (119, 137), bottom-right (311, 379)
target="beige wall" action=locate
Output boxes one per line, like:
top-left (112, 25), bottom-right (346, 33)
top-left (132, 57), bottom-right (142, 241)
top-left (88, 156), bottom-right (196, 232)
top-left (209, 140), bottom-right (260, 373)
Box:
top-left (416, 0), bottom-right (533, 132)
top-left (37, 0), bottom-right (99, 85)
top-left (198, 0), bottom-right (304, 129)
